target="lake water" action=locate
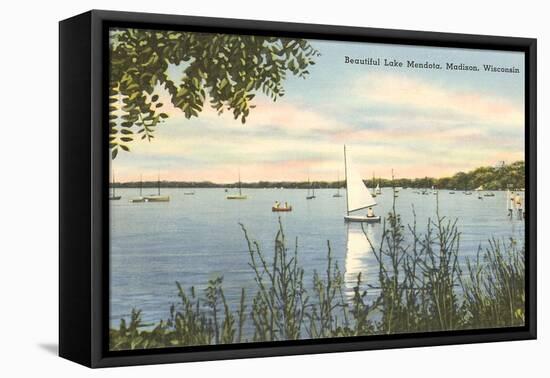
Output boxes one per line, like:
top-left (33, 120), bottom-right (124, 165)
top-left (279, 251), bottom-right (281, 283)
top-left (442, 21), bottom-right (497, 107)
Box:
top-left (110, 188), bottom-right (525, 327)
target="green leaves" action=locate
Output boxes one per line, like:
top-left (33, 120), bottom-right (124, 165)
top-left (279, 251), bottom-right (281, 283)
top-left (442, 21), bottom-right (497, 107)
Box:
top-left (108, 28), bottom-right (320, 159)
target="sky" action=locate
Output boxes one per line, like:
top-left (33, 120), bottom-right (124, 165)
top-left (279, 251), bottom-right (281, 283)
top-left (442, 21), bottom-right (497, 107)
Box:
top-left (111, 34), bottom-right (525, 184)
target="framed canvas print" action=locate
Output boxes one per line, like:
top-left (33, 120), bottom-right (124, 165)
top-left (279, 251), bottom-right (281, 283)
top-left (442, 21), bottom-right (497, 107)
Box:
top-left (59, 10), bottom-right (536, 368)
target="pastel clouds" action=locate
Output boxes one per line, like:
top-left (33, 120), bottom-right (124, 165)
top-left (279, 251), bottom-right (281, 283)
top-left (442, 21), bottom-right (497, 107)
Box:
top-left (113, 63), bottom-right (525, 184)
top-left (353, 72), bottom-right (524, 129)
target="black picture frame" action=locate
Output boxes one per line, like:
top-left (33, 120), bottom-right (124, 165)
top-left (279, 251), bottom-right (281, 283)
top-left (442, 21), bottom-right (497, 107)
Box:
top-left (59, 9), bottom-right (537, 368)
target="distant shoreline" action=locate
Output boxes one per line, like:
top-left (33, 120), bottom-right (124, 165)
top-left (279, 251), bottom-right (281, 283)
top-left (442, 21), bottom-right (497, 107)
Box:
top-left (111, 161), bottom-right (525, 191)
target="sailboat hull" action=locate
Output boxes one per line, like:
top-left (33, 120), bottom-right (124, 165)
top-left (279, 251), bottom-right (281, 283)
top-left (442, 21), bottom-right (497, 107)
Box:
top-left (129, 197), bottom-right (146, 203)
top-left (144, 195), bottom-right (170, 202)
top-left (344, 215), bottom-right (381, 223)
top-left (226, 195), bottom-right (247, 200)
top-left (306, 196), bottom-right (316, 200)
top-left (109, 196), bottom-right (121, 200)
top-left (272, 206), bottom-right (292, 212)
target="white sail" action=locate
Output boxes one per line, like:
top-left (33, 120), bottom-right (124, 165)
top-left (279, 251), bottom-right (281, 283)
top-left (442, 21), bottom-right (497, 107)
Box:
top-left (345, 146), bottom-right (377, 213)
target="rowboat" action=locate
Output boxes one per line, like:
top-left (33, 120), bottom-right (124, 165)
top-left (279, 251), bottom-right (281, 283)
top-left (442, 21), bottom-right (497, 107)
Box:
top-left (272, 205), bottom-right (292, 212)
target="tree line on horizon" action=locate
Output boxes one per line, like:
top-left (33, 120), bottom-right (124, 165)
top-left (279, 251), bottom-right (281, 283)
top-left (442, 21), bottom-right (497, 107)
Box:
top-left (112, 160), bottom-right (525, 191)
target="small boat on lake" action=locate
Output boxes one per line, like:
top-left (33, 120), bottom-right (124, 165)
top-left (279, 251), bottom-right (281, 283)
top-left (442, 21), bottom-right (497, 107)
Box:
top-left (109, 170), bottom-right (121, 200)
top-left (343, 146), bottom-right (381, 223)
top-left (144, 174), bottom-right (170, 202)
top-left (484, 192), bottom-right (495, 197)
top-left (227, 170), bottom-right (247, 199)
top-left (272, 201), bottom-right (293, 212)
top-left (184, 191), bottom-right (195, 195)
top-left (371, 173), bottom-right (377, 198)
top-left (306, 175), bottom-right (316, 200)
top-left (129, 175), bottom-right (146, 203)
top-left (333, 172), bottom-right (343, 198)
top-left (375, 181), bottom-right (382, 195)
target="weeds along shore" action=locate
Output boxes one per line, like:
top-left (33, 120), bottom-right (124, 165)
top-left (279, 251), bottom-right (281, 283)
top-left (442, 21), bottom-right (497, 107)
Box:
top-left (109, 206), bottom-right (525, 350)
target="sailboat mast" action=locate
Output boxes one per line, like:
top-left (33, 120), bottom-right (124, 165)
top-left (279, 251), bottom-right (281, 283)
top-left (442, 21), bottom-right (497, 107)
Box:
top-left (238, 169), bottom-right (242, 196)
top-left (139, 174), bottom-right (143, 196)
top-left (337, 172), bottom-right (340, 195)
top-left (157, 173), bottom-right (161, 196)
top-left (344, 145), bottom-right (349, 215)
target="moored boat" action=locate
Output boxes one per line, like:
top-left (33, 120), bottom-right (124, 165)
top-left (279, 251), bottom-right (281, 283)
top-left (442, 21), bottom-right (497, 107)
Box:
top-left (333, 172), bottom-right (343, 197)
top-left (109, 170), bottom-right (121, 200)
top-left (144, 174), bottom-right (170, 202)
top-left (129, 175), bottom-right (146, 203)
top-left (306, 176), bottom-right (315, 199)
top-left (306, 175), bottom-right (316, 200)
top-left (227, 170), bottom-right (247, 199)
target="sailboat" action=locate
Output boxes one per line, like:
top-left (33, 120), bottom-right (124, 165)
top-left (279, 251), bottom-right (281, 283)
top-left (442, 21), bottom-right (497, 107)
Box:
top-left (333, 172), bottom-right (343, 198)
top-left (226, 170), bottom-right (247, 199)
top-left (129, 175), bottom-right (146, 203)
top-left (343, 146), bottom-right (381, 223)
top-left (109, 170), bottom-right (121, 200)
top-left (306, 175), bottom-right (316, 200)
top-left (144, 174), bottom-right (170, 202)
top-left (371, 173), bottom-right (377, 198)
top-left (375, 180), bottom-right (382, 195)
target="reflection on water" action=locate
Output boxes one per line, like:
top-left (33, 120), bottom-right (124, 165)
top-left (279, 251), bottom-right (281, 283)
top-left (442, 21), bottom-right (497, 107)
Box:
top-left (345, 223), bottom-right (377, 297)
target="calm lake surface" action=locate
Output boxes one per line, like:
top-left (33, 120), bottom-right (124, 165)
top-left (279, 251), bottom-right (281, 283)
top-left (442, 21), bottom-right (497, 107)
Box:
top-left (110, 188), bottom-right (525, 327)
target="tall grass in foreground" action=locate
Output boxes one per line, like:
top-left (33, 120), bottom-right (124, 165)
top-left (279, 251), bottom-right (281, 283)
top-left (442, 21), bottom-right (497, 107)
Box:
top-left (110, 209), bottom-right (525, 351)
